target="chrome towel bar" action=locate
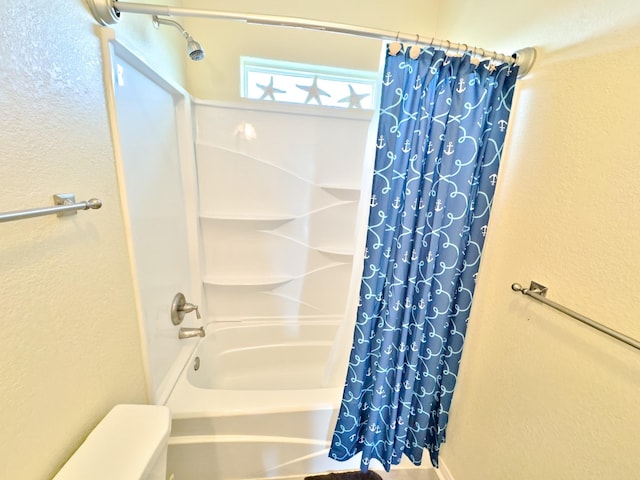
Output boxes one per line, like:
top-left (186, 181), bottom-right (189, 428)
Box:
top-left (511, 281), bottom-right (640, 351)
top-left (0, 193), bottom-right (102, 224)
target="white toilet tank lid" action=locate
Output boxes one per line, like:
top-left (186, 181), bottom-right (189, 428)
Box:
top-left (54, 404), bottom-right (171, 480)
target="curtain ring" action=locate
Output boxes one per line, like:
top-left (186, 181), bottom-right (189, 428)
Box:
top-left (506, 52), bottom-right (516, 75)
top-left (488, 50), bottom-right (498, 71)
top-left (389, 31), bottom-right (402, 56)
top-left (470, 45), bottom-right (479, 66)
top-left (460, 43), bottom-right (468, 58)
top-left (410, 34), bottom-right (421, 59)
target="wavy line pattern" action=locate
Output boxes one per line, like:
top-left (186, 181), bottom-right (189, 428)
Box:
top-left (330, 46), bottom-right (518, 471)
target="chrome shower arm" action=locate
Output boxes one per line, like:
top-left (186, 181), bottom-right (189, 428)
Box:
top-left (152, 15), bottom-right (188, 39)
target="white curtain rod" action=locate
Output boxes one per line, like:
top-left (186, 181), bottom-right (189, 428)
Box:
top-left (87, 0), bottom-right (536, 76)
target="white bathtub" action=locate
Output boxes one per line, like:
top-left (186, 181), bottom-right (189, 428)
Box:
top-left (164, 320), bottom-right (361, 480)
top-left (165, 320), bottom-right (435, 480)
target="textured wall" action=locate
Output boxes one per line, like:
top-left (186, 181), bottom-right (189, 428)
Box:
top-left (0, 1), bottom-right (184, 478)
top-left (435, 1), bottom-right (640, 479)
top-left (183, 0), bottom-right (443, 100)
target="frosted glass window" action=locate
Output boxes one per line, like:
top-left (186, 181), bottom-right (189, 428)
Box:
top-left (241, 57), bottom-right (377, 109)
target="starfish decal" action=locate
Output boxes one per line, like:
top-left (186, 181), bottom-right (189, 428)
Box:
top-left (296, 76), bottom-right (330, 105)
top-left (338, 84), bottom-right (370, 109)
top-left (256, 76), bottom-right (286, 101)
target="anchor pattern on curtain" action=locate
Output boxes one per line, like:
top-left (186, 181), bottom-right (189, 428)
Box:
top-left (330, 46), bottom-right (518, 470)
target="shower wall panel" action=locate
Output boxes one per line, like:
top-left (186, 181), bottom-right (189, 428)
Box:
top-left (194, 101), bottom-right (373, 323)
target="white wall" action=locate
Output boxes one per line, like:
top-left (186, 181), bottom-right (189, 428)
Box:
top-left (435, 1), bottom-right (640, 479)
top-left (183, 0), bottom-right (443, 100)
top-left (0, 1), bottom-right (185, 478)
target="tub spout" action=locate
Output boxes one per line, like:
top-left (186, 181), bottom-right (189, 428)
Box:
top-left (178, 326), bottom-right (205, 339)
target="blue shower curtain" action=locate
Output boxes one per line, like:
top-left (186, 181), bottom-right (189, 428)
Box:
top-left (330, 46), bottom-right (518, 470)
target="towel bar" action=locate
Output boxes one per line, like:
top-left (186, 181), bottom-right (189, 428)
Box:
top-left (0, 194), bottom-right (102, 223)
top-left (512, 281), bottom-right (640, 351)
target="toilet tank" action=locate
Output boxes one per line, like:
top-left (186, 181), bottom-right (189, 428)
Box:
top-left (54, 404), bottom-right (171, 480)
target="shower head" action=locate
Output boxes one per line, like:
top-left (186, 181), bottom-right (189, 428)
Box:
top-left (186, 36), bottom-right (205, 61)
top-left (152, 15), bottom-right (205, 61)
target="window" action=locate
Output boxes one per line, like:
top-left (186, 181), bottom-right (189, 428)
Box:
top-left (241, 57), bottom-right (377, 109)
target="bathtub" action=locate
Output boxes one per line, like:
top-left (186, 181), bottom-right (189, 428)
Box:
top-left (164, 319), bottom-right (361, 480)
top-left (165, 320), bottom-right (435, 480)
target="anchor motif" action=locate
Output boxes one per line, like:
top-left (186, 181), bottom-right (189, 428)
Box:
top-left (426, 141), bottom-right (435, 154)
top-left (382, 72), bottom-right (393, 86)
top-left (384, 247), bottom-right (392, 258)
top-left (418, 298), bottom-right (426, 309)
top-left (435, 199), bottom-right (444, 212)
top-left (376, 135), bottom-right (386, 150)
top-left (412, 197), bottom-right (425, 210)
top-left (402, 251), bottom-right (409, 263)
top-left (404, 297), bottom-right (412, 308)
top-left (392, 197), bottom-right (401, 209)
top-left (402, 139), bottom-right (412, 153)
top-left (411, 341), bottom-right (418, 351)
top-left (411, 249), bottom-right (418, 261)
top-left (498, 119), bottom-right (508, 132)
top-left (364, 247), bottom-right (370, 259)
top-left (414, 77), bottom-right (422, 90)
top-left (444, 141), bottom-right (454, 155)
top-left (394, 383), bottom-right (401, 392)
top-left (426, 251), bottom-right (434, 262)
top-left (370, 194), bottom-right (378, 207)
top-left (489, 173), bottom-right (498, 186)
top-left (456, 78), bottom-right (466, 93)
top-left (404, 380), bottom-right (411, 389)
top-left (399, 342), bottom-right (407, 352)
top-left (398, 417), bottom-right (405, 425)
top-left (481, 224), bottom-right (488, 237)
top-left (376, 386), bottom-right (385, 395)
top-left (393, 301), bottom-right (402, 311)
top-left (385, 345), bottom-right (393, 354)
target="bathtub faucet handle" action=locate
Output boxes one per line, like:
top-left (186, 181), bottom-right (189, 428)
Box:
top-left (171, 292), bottom-right (201, 325)
top-left (182, 302), bottom-right (201, 320)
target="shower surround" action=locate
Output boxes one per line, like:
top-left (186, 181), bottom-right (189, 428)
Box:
top-left (194, 100), bottom-right (372, 325)
top-left (162, 100), bottom-right (376, 478)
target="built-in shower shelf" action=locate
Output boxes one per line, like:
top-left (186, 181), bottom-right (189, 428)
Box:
top-left (314, 246), bottom-right (354, 256)
top-left (203, 275), bottom-right (294, 288)
top-left (200, 213), bottom-right (296, 224)
top-left (319, 185), bottom-right (361, 201)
